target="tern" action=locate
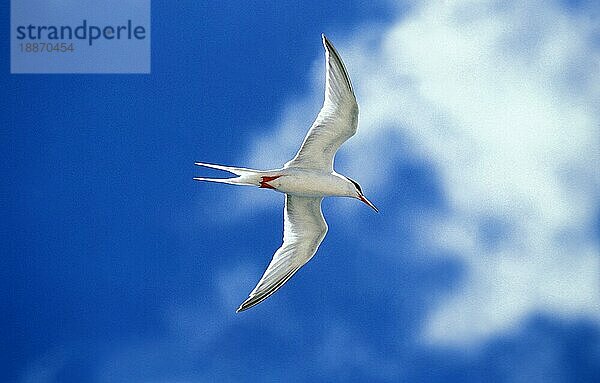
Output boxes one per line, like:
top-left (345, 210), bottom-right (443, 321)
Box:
top-left (195, 34), bottom-right (377, 312)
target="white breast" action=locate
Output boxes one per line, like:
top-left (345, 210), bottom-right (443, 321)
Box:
top-left (270, 169), bottom-right (347, 197)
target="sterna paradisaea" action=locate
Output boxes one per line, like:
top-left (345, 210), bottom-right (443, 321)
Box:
top-left (195, 34), bottom-right (377, 312)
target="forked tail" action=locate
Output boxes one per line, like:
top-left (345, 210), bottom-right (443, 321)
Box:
top-left (193, 162), bottom-right (263, 186)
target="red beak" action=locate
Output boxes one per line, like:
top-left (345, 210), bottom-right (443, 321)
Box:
top-left (359, 194), bottom-right (379, 213)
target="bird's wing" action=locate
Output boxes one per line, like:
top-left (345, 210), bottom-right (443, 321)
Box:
top-left (237, 195), bottom-right (328, 312)
top-left (284, 34), bottom-right (359, 172)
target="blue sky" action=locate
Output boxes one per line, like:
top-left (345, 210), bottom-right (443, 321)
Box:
top-left (3, 0), bottom-right (599, 382)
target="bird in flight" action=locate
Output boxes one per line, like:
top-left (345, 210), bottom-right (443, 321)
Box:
top-left (195, 34), bottom-right (377, 312)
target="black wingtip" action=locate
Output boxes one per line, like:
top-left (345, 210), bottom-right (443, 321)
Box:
top-left (322, 33), bottom-right (330, 48)
top-left (236, 302), bottom-right (249, 313)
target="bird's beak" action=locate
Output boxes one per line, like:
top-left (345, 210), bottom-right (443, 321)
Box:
top-left (358, 194), bottom-right (379, 213)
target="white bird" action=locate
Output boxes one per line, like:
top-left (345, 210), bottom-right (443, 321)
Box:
top-left (195, 34), bottom-right (378, 312)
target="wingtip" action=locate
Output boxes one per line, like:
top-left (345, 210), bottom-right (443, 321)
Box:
top-left (236, 295), bottom-right (261, 313)
top-left (236, 303), bottom-right (248, 313)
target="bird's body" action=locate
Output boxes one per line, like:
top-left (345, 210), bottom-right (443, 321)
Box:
top-left (195, 164), bottom-right (353, 197)
top-left (195, 34), bottom-right (377, 312)
top-left (266, 169), bottom-right (352, 197)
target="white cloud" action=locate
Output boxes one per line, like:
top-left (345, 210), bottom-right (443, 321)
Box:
top-left (245, 0), bottom-right (600, 345)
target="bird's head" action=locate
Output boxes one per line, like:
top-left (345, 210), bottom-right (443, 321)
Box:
top-left (345, 177), bottom-right (378, 212)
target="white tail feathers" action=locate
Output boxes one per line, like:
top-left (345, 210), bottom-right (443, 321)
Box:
top-left (194, 162), bottom-right (262, 187)
top-left (193, 177), bottom-right (247, 185)
top-left (194, 162), bottom-right (254, 175)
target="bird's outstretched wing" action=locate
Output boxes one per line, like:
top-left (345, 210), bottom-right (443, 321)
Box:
top-left (237, 195), bottom-right (328, 312)
top-left (284, 34), bottom-right (359, 172)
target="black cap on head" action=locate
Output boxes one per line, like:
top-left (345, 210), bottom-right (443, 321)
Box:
top-left (347, 177), bottom-right (362, 194)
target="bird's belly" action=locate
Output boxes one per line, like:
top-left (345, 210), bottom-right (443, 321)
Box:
top-left (269, 173), bottom-right (343, 197)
